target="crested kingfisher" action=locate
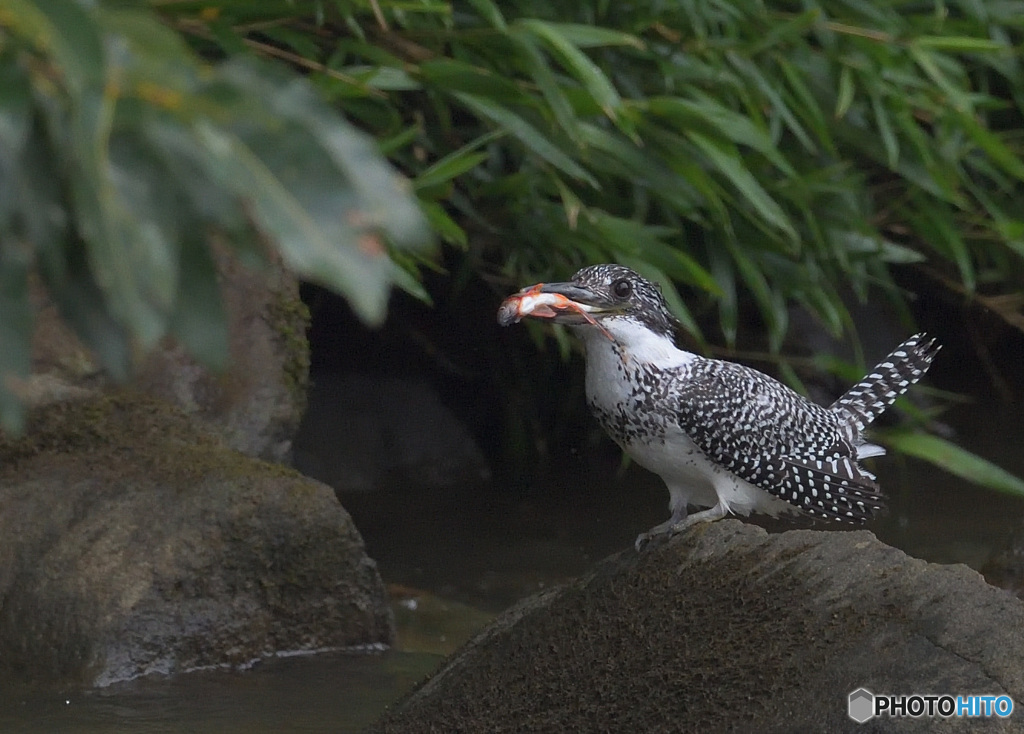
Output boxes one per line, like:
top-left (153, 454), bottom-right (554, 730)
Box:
top-left (499, 264), bottom-right (940, 550)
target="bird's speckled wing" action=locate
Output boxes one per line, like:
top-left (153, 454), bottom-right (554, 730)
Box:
top-left (668, 359), bottom-right (885, 521)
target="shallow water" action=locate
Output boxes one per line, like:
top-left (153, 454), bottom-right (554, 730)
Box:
top-left (0, 650), bottom-right (440, 734)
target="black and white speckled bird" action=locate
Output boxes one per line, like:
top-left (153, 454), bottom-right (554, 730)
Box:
top-left (499, 264), bottom-right (941, 550)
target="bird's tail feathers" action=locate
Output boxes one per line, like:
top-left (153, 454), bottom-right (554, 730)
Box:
top-left (829, 333), bottom-right (941, 433)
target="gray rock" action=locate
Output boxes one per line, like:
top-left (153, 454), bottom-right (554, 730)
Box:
top-left (132, 249), bottom-right (311, 463)
top-left (373, 520), bottom-right (1024, 733)
top-left (27, 249), bottom-right (309, 464)
top-left (0, 392), bottom-right (393, 687)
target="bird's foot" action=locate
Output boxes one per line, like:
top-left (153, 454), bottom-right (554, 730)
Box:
top-left (634, 504), bottom-right (729, 552)
top-left (634, 523), bottom-right (672, 552)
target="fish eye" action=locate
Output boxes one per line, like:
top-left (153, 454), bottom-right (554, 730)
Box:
top-left (612, 279), bottom-right (632, 299)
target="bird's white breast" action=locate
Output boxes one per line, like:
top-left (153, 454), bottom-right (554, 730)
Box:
top-left (578, 324), bottom-right (794, 519)
top-left (579, 320), bottom-right (695, 407)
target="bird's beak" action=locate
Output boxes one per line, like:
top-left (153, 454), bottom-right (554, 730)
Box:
top-left (533, 281), bottom-right (619, 324)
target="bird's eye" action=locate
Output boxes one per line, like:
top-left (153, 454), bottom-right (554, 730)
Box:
top-left (612, 279), bottom-right (632, 299)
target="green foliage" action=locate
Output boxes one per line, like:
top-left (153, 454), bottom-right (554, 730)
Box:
top-left (147, 0), bottom-right (1024, 493)
top-left (153, 0), bottom-right (1024, 354)
top-left (0, 0), bottom-right (429, 431)
top-left (3, 0), bottom-right (1023, 493)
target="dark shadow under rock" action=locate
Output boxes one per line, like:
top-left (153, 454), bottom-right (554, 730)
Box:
top-left (0, 391), bottom-right (393, 687)
top-left (293, 374), bottom-right (490, 494)
top-left (372, 520), bottom-right (1024, 733)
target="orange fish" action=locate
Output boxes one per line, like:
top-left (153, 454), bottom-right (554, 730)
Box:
top-left (498, 284), bottom-right (614, 341)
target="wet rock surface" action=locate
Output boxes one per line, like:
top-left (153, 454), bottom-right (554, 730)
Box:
top-left (0, 392), bottom-right (393, 687)
top-left (373, 520), bottom-right (1024, 733)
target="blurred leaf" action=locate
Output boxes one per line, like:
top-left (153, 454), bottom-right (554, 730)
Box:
top-left (170, 236), bottom-right (227, 370)
top-left (882, 431), bottom-right (1024, 498)
top-left (0, 0), bottom-right (432, 430)
top-left (0, 245), bottom-right (32, 433)
top-left (4, 0), bottom-right (104, 95)
top-left (388, 257), bottom-right (433, 304)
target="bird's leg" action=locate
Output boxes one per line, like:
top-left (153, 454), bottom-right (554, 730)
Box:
top-left (634, 502), bottom-right (689, 552)
top-left (672, 503), bottom-right (728, 531)
top-left (635, 503), bottom-right (729, 552)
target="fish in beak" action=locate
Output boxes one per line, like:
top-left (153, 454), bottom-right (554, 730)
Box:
top-left (497, 281), bottom-right (622, 330)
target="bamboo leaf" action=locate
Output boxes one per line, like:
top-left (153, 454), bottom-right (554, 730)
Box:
top-left (647, 95), bottom-right (796, 175)
top-left (515, 18), bottom-right (623, 120)
top-left (415, 151), bottom-right (489, 190)
top-left (740, 55), bottom-right (818, 153)
top-left (953, 109), bottom-right (1024, 183)
top-left (908, 45), bottom-right (971, 111)
top-left (912, 36), bottom-right (1007, 53)
top-left (541, 23), bottom-right (645, 49)
top-left (685, 130), bottom-right (797, 242)
top-left (454, 92), bottom-right (599, 187)
top-left (708, 244), bottom-right (738, 346)
top-left (465, 0), bottom-right (507, 30)
top-left (868, 89), bottom-right (899, 168)
top-left (419, 200), bottom-right (468, 248)
top-left (510, 32), bottom-right (582, 142)
top-left (577, 122), bottom-right (701, 213)
top-left (835, 65), bottom-right (855, 119)
top-left (906, 196), bottom-right (975, 291)
top-left (882, 431), bottom-right (1024, 498)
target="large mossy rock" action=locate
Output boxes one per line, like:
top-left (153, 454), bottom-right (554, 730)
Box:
top-left (373, 520), bottom-right (1024, 733)
top-left (28, 250), bottom-right (309, 463)
top-left (0, 392), bottom-right (393, 686)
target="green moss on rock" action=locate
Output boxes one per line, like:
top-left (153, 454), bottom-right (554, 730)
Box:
top-left (0, 390), bottom-right (299, 485)
top-left (265, 287), bottom-right (311, 416)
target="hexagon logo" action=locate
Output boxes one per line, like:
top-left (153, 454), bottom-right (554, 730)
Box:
top-left (848, 688), bottom-right (875, 723)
